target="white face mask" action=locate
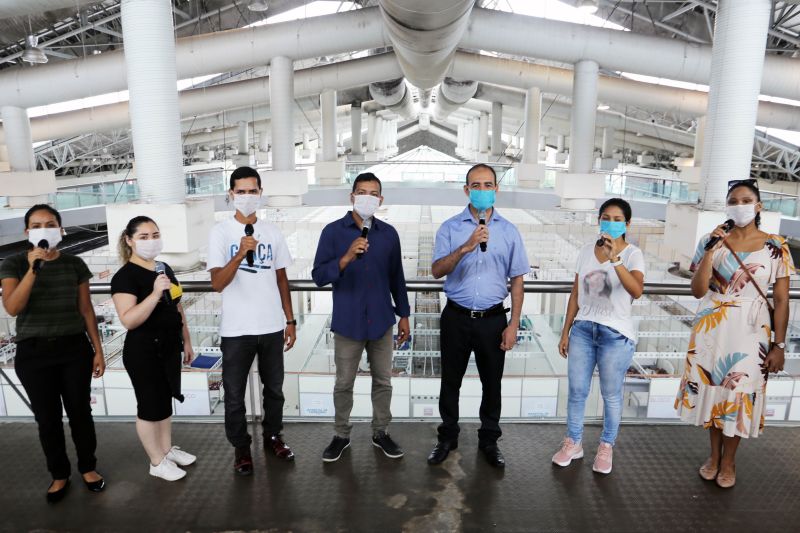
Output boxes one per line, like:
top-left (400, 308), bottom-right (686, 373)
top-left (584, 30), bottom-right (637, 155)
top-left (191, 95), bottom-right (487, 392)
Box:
top-left (28, 227), bottom-right (63, 249)
top-left (725, 204), bottom-right (758, 227)
top-left (353, 194), bottom-right (380, 220)
top-left (233, 194), bottom-right (261, 217)
top-left (133, 238), bottom-right (163, 261)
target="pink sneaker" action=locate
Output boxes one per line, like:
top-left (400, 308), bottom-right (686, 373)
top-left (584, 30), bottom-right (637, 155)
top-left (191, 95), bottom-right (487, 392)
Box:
top-left (552, 438), bottom-right (584, 467)
top-left (593, 443), bottom-right (613, 474)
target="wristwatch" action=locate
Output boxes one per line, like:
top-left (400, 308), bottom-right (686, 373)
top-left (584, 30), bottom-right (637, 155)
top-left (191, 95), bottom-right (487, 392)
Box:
top-left (775, 342), bottom-right (786, 350)
top-left (611, 258), bottom-right (624, 267)
top-left (286, 319), bottom-right (297, 326)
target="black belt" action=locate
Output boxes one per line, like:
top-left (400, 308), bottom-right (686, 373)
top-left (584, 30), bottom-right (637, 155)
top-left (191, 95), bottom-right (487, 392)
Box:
top-left (446, 300), bottom-right (508, 319)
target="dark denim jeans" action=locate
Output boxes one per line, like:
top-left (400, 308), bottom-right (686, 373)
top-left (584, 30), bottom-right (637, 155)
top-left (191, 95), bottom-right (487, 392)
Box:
top-left (221, 332), bottom-right (285, 448)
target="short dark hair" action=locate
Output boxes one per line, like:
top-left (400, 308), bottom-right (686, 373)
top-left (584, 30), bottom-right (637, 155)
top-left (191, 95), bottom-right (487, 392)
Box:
top-left (24, 204), bottom-right (62, 229)
top-left (230, 166), bottom-right (261, 190)
top-left (599, 198), bottom-right (632, 223)
top-left (352, 172), bottom-right (382, 194)
top-left (727, 180), bottom-right (762, 228)
top-left (465, 163), bottom-right (496, 185)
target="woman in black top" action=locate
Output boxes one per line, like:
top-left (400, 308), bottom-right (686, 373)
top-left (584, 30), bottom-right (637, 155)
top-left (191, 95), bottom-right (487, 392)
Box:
top-left (0, 204), bottom-right (106, 503)
top-left (110, 216), bottom-right (195, 482)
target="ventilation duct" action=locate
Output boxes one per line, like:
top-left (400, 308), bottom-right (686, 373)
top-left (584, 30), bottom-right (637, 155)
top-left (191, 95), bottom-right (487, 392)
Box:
top-left (378, 0), bottom-right (474, 89)
top-left (434, 78), bottom-right (478, 122)
top-left (368, 78), bottom-right (416, 120)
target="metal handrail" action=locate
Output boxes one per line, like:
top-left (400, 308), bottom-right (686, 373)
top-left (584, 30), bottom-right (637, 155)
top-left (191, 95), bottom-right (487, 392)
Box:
top-left (69, 279), bottom-right (800, 298)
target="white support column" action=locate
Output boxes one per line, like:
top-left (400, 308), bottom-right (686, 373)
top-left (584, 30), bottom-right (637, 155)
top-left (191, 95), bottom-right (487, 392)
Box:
top-left (471, 118), bottom-right (480, 160)
top-left (316, 89), bottom-right (344, 185)
top-left (555, 134), bottom-right (567, 164)
top-left (0, 106), bottom-right (55, 208)
top-left (478, 112), bottom-right (489, 162)
top-left (491, 101), bottom-right (503, 157)
top-left (365, 111), bottom-right (378, 160)
top-left (664, 0), bottom-right (775, 270)
top-left (538, 135), bottom-right (547, 162)
top-left (456, 123), bottom-right (464, 156)
top-left (232, 121), bottom-right (251, 167)
top-left (597, 126), bottom-right (618, 170)
top-left (107, 0), bottom-right (212, 270)
top-left (256, 126), bottom-right (269, 165)
top-left (266, 55), bottom-right (308, 205)
top-left (557, 59), bottom-right (603, 210)
top-left (517, 86), bottom-right (545, 187)
top-left (350, 102), bottom-right (363, 160)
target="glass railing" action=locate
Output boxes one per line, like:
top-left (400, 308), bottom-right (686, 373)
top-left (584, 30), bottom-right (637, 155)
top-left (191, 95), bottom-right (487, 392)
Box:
top-left (2, 281), bottom-right (800, 426)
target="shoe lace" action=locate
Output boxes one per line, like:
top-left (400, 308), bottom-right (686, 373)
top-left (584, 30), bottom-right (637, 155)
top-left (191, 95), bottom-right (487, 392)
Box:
top-left (597, 444), bottom-right (612, 461)
top-left (560, 438), bottom-right (576, 453)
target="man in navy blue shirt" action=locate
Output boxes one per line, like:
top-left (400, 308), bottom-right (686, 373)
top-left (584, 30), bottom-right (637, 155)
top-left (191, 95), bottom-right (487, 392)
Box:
top-left (312, 173), bottom-right (410, 462)
top-left (427, 163), bottom-right (529, 469)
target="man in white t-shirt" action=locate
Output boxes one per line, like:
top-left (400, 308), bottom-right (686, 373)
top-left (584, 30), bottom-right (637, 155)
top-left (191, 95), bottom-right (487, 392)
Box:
top-left (207, 166), bottom-right (297, 476)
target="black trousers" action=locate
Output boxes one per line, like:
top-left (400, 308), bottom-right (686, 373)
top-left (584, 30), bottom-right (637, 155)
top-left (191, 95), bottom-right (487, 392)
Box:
top-left (438, 304), bottom-right (507, 447)
top-left (15, 334), bottom-right (97, 480)
top-left (221, 332), bottom-right (285, 448)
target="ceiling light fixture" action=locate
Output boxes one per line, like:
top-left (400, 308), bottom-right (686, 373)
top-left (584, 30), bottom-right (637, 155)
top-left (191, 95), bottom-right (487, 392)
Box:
top-left (578, 0), bottom-right (599, 14)
top-left (597, 104), bottom-right (610, 111)
top-left (22, 35), bottom-right (48, 64)
top-left (247, 0), bottom-right (269, 12)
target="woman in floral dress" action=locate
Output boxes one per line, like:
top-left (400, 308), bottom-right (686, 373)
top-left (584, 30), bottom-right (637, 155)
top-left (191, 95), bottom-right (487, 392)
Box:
top-left (675, 179), bottom-right (793, 488)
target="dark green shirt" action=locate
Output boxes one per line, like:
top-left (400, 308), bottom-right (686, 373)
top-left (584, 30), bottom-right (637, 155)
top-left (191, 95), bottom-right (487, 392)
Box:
top-left (0, 252), bottom-right (93, 341)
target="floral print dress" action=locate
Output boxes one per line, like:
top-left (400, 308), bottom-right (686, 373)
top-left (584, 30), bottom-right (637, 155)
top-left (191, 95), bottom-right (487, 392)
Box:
top-left (675, 234), bottom-right (794, 438)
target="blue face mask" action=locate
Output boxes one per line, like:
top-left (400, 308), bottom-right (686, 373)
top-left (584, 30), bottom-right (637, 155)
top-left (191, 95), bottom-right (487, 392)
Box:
top-left (600, 220), bottom-right (627, 239)
top-left (469, 189), bottom-right (496, 212)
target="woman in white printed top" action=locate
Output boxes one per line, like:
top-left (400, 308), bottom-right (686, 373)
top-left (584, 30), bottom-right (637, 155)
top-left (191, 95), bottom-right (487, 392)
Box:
top-left (552, 198), bottom-right (646, 475)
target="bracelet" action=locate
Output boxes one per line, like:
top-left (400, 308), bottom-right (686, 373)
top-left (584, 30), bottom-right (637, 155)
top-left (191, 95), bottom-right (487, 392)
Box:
top-left (286, 319), bottom-right (297, 326)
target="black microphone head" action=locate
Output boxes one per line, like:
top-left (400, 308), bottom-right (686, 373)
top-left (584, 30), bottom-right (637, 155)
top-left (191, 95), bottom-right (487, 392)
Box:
top-left (244, 223), bottom-right (254, 236)
top-left (155, 262), bottom-right (166, 275)
top-left (37, 239), bottom-right (49, 249)
top-left (361, 226), bottom-right (370, 238)
top-left (723, 219), bottom-right (735, 231)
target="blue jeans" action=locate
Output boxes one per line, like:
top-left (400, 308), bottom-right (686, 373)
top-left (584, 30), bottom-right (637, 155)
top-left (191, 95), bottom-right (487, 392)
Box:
top-left (566, 320), bottom-right (635, 446)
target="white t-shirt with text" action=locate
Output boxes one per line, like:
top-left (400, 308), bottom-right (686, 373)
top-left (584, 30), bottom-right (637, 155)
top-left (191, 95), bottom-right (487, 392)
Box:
top-left (574, 242), bottom-right (646, 342)
top-left (207, 218), bottom-right (293, 337)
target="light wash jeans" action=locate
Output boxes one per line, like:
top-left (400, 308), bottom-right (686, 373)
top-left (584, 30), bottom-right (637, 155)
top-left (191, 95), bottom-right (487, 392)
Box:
top-left (566, 320), bottom-right (635, 446)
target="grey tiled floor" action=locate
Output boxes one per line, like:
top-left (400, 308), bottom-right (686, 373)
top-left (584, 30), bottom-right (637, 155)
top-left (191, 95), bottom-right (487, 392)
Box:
top-left (2, 421), bottom-right (799, 532)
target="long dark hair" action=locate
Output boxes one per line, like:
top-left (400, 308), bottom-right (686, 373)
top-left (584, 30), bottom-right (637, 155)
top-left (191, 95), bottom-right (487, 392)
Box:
top-left (727, 182), bottom-right (762, 228)
top-left (118, 216), bottom-right (157, 263)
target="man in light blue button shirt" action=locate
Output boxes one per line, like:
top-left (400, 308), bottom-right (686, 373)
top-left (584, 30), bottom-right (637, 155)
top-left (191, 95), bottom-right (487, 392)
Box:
top-left (426, 164), bottom-right (529, 469)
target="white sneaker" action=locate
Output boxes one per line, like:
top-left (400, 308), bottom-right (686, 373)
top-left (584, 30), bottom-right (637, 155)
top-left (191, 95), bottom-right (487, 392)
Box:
top-left (166, 446), bottom-right (196, 466)
top-left (149, 457), bottom-right (186, 481)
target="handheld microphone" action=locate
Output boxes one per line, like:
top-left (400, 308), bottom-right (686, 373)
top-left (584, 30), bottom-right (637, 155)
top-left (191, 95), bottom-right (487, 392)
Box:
top-left (479, 210), bottom-right (487, 252)
top-left (155, 262), bottom-right (172, 305)
top-left (32, 239), bottom-right (49, 273)
top-left (356, 218), bottom-right (371, 260)
top-left (704, 219), bottom-right (735, 251)
top-left (244, 223), bottom-right (255, 267)
top-left (596, 235), bottom-right (607, 248)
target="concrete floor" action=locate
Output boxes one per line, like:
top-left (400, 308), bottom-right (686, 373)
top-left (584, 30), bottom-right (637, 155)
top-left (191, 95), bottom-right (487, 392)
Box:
top-left (3, 421), bottom-right (800, 532)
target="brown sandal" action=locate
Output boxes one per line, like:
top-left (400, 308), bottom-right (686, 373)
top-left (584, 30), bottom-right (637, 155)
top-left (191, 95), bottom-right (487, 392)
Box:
top-left (716, 466), bottom-right (736, 488)
top-left (698, 458), bottom-right (719, 481)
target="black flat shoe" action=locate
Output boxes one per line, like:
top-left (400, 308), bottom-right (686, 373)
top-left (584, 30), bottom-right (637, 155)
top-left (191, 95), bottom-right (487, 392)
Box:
top-left (83, 474), bottom-right (105, 492)
top-left (46, 479), bottom-right (70, 504)
top-left (427, 441), bottom-right (458, 465)
top-left (479, 444), bottom-right (506, 468)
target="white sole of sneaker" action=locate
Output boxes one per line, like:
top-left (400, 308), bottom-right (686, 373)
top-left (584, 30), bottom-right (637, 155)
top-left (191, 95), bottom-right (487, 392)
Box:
top-left (149, 468), bottom-right (186, 482)
top-left (372, 440), bottom-right (404, 459)
top-left (552, 450), bottom-right (584, 467)
top-left (592, 463), bottom-right (612, 475)
top-left (322, 441), bottom-right (351, 463)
